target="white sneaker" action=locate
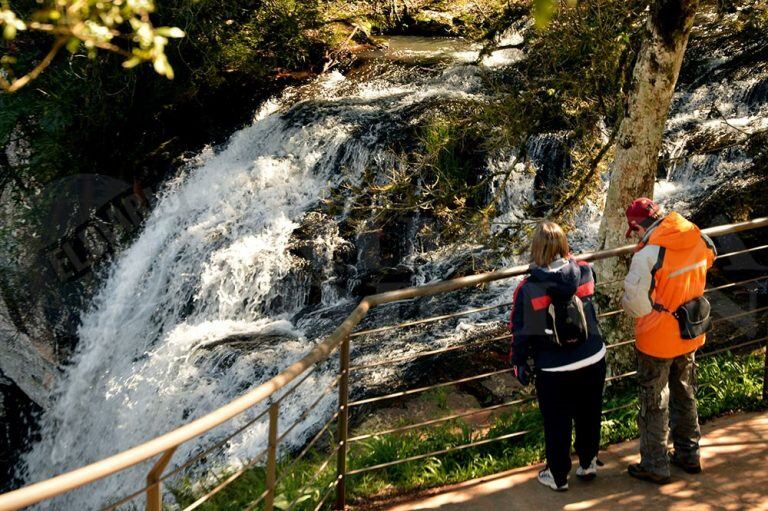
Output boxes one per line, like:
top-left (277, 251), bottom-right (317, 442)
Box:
top-left (537, 467), bottom-right (568, 491)
top-left (576, 456), bottom-right (598, 480)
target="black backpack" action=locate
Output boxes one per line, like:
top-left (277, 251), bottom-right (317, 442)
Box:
top-left (546, 295), bottom-right (589, 347)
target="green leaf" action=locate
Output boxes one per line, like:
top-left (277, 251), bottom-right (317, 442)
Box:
top-left (3, 23), bottom-right (17, 40)
top-left (156, 26), bottom-right (185, 38)
top-left (122, 56), bottom-right (143, 69)
top-left (65, 37), bottom-right (81, 54)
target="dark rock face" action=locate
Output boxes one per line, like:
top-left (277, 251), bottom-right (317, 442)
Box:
top-left (288, 212), bottom-right (355, 308)
top-left (744, 77), bottom-right (768, 110)
top-left (0, 371), bottom-right (41, 491)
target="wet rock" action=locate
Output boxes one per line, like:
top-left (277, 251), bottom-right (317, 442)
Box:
top-left (288, 212), bottom-right (354, 307)
top-left (481, 371), bottom-right (523, 400)
top-left (744, 76), bottom-right (768, 110)
top-left (407, 10), bottom-right (458, 36)
top-left (526, 132), bottom-right (573, 215)
top-left (393, 0), bottom-right (505, 38)
top-left (350, 266), bottom-right (414, 297)
top-left (195, 332), bottom-right (299, 351)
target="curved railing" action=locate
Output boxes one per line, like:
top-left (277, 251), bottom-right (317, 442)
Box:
top-left (1, 216), bottom-right (767, 511)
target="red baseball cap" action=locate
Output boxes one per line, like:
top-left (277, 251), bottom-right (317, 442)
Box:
top-left (625, 198), bottom-right (660, 238)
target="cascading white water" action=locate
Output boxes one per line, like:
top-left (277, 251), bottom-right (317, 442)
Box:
top-left (21, 50), bottom-right (489, 509)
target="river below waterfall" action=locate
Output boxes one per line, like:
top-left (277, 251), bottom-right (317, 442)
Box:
top-left (16, 26), bottom-right (768, 509)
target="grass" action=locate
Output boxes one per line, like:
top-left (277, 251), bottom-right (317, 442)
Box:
top-left (170, 350), bottom-right (767, 510)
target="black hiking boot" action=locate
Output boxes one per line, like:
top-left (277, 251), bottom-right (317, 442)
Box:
top-left (668, 451), bottom-right (702, 474)
top-left (627, 463), bottom-right (671, 484)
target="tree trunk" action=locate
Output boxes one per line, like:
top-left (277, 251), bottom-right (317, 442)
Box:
top-left (595, 0), bottom-right (699, 373)
top-left (596, 0), bottom-right (700, 285)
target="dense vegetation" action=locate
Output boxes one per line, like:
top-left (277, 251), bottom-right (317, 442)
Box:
top-left (0, 0), bottom-right (330, 195)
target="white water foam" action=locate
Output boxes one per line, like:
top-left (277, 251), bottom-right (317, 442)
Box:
top-left (22, 61), bottom-right (486, 510)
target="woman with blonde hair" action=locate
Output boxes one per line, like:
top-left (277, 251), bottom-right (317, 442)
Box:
top-left (509, 221), bottom-right (606, 491)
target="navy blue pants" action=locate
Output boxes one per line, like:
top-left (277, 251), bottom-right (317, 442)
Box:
top-left (535, 358), bottom-right (606, 486)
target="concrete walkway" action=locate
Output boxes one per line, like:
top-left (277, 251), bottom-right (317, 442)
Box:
top-left (380, 411), bottom-right (768, 511)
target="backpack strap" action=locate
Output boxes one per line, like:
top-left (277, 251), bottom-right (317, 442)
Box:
top-left (652, 302), bottom-right (679, 319)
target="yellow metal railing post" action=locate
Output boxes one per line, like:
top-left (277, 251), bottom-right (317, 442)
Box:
top-left (145, 447), bottom-right (176, 511)
top-left (265, 403), bottom-right (279, 511)
top-left (335, 334), bottom-right (350, 510)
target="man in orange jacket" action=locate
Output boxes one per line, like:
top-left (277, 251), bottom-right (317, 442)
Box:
top-left (621, 198), bottom-right (716, 484)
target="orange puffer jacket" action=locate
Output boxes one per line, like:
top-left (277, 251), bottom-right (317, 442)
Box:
top-left (622, 212), bottom-right (717, 359)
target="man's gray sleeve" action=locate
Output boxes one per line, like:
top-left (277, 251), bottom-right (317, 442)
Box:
top-left (622, 245), bottom-right (660, 318)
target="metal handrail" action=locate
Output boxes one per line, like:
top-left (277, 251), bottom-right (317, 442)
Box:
top-left (0, 216), bottom-right (766, 511)
top-left (347, 245), bottom-right (768, 343)
top-left (349, 273), bottom-right (768, 372)
top-left (341, 334), bottom-right (768, 481)
top-left (350, 333), bottom-right (512, 372)
top-left (347, 319), bottom-right (768, 445)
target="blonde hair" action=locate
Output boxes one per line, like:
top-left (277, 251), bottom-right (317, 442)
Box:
top-left (530, 221), bottom-right (570, 267)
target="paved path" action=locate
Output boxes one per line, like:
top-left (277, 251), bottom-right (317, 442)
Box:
top-left (380, 411), bottom-right (768, 511)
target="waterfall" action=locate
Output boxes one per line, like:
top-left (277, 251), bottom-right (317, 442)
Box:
top-left (21, 54), bottom-right (487, 509)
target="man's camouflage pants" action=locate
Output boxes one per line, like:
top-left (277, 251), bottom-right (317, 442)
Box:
top-left (636, 350), bottom-right (701, 477)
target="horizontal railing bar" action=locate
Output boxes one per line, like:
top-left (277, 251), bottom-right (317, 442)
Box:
top-left (351, 286), bottom-right (768, 372)
top-left (182, 447), bottom-right (269, 511)
top-left (713, 305), bottom-right (768, 324)
top-left (352, 308), bottom-right (768, 408)
top-left (597, 284), bottom-right (768, 323)
top-left (280, 412), bottom-right (339, 481)
top-left (707, 275), bottom-right (768, 293)
top-left (605, 315), bottom-right (767, 353)
top-left (348, 367), bottom-right (516, 407)
top-left (348, 396), bottom-right (537, 443)
top-left (283, 445), bottom-right (340, 511)
top-left (349, 248), bottom-right (768, 341)
top-left (2, 217), bottom-right (766, 511)
top-left (351, 302), bottom-right (513, 338)
top-left (606, 339), bottom-right (636, 349)
top-left (715, 244), bottom-right (768, 260)
top-left (602, 402), bottom-right (636, 415)
top-left (277, 376), bottom-right (340, 445)
top-left (312, 477), bottom-right (340, 511)
top-left (350, 334), bottom-right (513, 372)
top-left (346, 430), bottom-right (533, 476)
top-left (348, 326), bottom-right (764, 445)
top-left (606, 370), bottom-right (638, 383)
top-left (709, 274), bottom-right (768, 292)
top-left (241, 489), bottom-right (270, 511)
top-left (699, 336), bottom-right (768, 358)
top-left (348, 345), bottom-right (765, 477)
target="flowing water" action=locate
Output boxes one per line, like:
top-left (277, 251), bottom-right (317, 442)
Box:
top-left (20, 39), bottom-right (511, 509)
top-left (18, 27), bottom-right (767, 509)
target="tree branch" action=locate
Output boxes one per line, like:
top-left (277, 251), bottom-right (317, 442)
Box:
top-left (1, 37), bottom-right (66, 93)
top-left (552, 126), bottom-right (618, 218)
